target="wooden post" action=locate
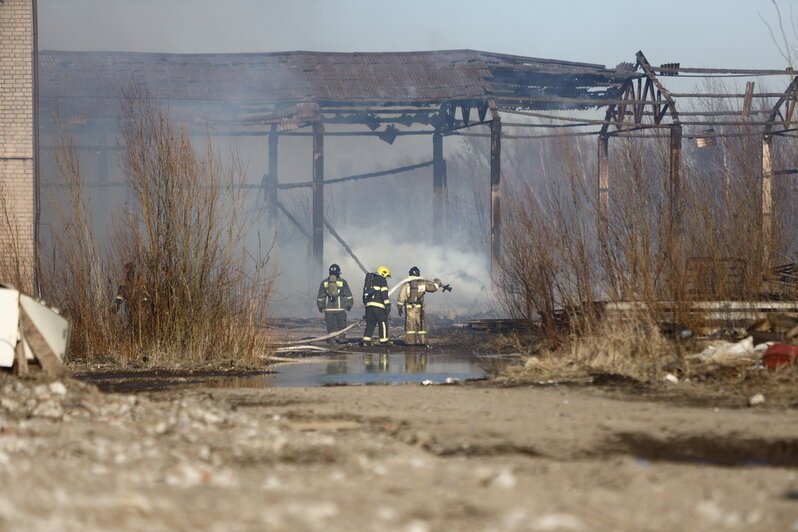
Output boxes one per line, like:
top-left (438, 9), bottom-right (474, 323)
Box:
top-left (13, 338), bottom-right (29, 377)
top-left (432, 129), bottom-right (445, 244)
top-left (312, 121), bottom-right (324, 277)
top-left (19, 307), bottom-right (68, 378)
top-left (597, 133), bottom-right (609, 242)
top-left (762, 135), bottom-right (773, 267)
top-left (669, 124), bottom-right (684, 309)
top-left (490, 111), bottom-right (502, 275)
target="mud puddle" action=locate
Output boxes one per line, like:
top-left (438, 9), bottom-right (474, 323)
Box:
top-left (76, 352), bottom-right (515, 392)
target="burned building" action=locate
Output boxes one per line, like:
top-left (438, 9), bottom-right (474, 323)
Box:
top-left (36, 49), bottom-right (637, 277)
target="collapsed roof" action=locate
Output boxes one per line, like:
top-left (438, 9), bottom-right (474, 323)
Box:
top-left (39, 49), bottom-right (640, 127)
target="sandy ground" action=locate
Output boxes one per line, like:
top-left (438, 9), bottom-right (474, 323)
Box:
top-left (1, 369), bottom-right (798, 531)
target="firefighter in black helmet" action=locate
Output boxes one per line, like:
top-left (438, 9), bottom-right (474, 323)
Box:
top-left (361, 266), bottom-right (392, 346)
top-left (397, 266), bottom-right (442, 346)
top-left (316, 263), bottom-right (354, 344)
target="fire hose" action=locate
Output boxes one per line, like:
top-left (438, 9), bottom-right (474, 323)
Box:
top-left (270, 277), bottom-right (450, 348)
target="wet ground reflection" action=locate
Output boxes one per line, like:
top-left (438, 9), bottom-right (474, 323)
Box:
top-left (269, 352), bottom-right (493, 387)
top-left (79, 352), bottom-right (515, 392)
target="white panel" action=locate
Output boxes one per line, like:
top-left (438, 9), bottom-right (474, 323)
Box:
top-left (0, 288), bottom-right (20, 368)
top-left (19, 295), bottom-right (70, 363)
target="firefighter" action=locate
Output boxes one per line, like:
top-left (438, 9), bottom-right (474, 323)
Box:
top-left (397, 266), bottom-right (442, 346)
top-left (361, 266), bottom-right (392, 346)
top-left (316, 263), bottom-right (354, 344)
top-left (113, 261), bottom-right (148, 338)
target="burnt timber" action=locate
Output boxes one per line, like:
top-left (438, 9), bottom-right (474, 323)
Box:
top-left (37, 49), bottom-right (797, 276)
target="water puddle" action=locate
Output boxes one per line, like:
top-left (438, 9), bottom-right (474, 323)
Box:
top-left (78, 352), bottom-right (516, 393)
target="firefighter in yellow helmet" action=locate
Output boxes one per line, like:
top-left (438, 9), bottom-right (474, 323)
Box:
top-left (360, 266), bottom-right (392, 346)
top-left (397, 266), bottom-right (442, 346)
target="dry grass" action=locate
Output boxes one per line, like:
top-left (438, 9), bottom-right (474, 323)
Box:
top-left (499, 318), bottom-right (678, 383)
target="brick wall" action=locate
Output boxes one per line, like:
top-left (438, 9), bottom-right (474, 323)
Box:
top-left (0, 0), bottom-right (35, 291)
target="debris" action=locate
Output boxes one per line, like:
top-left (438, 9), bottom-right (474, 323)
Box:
top-left (664, 373), bottom-right (679, 384)
top-left (748, 393), bottom-right (765, 406)
top-left (421, 380), bottom-right (434, 386)
top-left (468, 319), bottom-right (532, 332)
top-left (688, 337), bottom-right (757, 365)
top-left (444, 377), bottom-right (460, 384)
top-left (746, 313), bottom-right (798, 344)
top-left (762, 343), bottom-right (798, 369)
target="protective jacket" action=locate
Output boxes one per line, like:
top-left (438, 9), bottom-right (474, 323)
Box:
top-left (397, 277), bottom-right (440, 346)
top-left (317, 275), bottom-right (354, 312)
top-left (362, 272), bottom-right (391, 314)
top-left (362, 272), bottom-right (391, 344)
top-left (397, 277), bottom-right (439, 311)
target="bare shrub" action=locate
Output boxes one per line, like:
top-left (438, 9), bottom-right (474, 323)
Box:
top-left (113, 86), bottom-right (273, 364)
top-left (495, 86), bottom-right (795, 372)
top-left (40, 124), bottom-right (115, 359)
top-left (43, 88), bottom-right (273, 365)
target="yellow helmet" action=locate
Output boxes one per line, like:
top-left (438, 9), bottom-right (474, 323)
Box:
top-left (377, 266), bottom-right (391, 278)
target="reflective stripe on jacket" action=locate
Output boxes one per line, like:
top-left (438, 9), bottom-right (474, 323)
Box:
top-left (363, 273), bottom-right (391, 312)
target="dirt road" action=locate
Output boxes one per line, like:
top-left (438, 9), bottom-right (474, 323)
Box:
top-left (0, 372), bottom-right (797, 531)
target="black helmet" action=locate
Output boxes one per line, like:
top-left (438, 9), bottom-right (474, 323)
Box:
top-left (329, 263), bottom-right (341, 276)
top-left (409, 266), bottom-right (420, 277)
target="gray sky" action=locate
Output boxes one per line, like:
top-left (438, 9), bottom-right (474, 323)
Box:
top-left (39, 0), bottom-right (792, 71)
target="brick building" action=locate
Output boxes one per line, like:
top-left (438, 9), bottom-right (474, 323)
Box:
top-left (0, 0), bottom-right (37, 291)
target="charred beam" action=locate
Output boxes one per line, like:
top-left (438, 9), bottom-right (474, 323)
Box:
top-left (597, 134), bottom-right (609, 240)
top-left (276, 200), bottom-right (311, 241)
top-left (742, 81), bottom-right (755, 117)
top-left (669, 125), bottom-right (683, 229)
top-left (312, 121), bottom-right (324, 277)
top-left (670, 92), bottom-right (784, 98)
top-left (765, 76), bottom-right (798, 135)
top-left (762, 135), bottom-right (773, 268)
top-left (636, 51), bottom-right (680, 124)
top-left (265, 124), bottom-right (279, 229)
top-left (490, 106), bottom-right (502, 277)
top-left (655, 66), bottom-right (793, 75)
top-left (324, 217), bottom-right (368, 275)
top-left (433, 129), bottom-right (445, 244)
top-left (260, 160), bottom-right (434, 190)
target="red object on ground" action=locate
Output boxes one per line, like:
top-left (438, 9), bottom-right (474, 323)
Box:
top-left (762, 343), bottom-right (798, 369)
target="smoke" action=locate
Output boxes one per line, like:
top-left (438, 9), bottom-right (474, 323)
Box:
top-left (266, 220), bottom-right (493, 319)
